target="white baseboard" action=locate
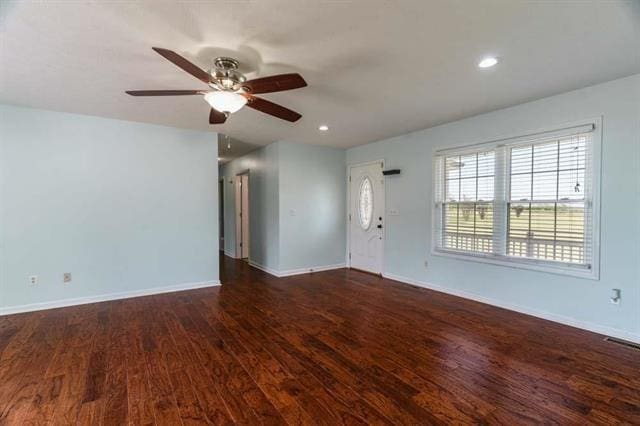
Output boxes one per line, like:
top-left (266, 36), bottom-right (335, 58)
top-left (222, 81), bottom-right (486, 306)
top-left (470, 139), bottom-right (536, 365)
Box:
top-left (279, 263), bottom-right (347, 277)
top-left (383, 272), bottom-right (640, 345)
top-left (0, 280), bottom-right (221, 316)
top-left (249, 261), bottom-right (346, 278)
top-left (248, 260), bottom-right (281, 276)
top-left (223, 250), bottom-right (238, 259)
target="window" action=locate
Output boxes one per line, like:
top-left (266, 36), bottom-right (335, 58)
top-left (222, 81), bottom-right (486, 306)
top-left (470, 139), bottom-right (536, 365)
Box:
top-left (443, 151), bottom-right (495, 253)
top-left (358, 176), bottom-right (373, 230)
top-left (433, 121), bottom-right (599, 278)
top-left (507, 136), bottom-right (587, 264)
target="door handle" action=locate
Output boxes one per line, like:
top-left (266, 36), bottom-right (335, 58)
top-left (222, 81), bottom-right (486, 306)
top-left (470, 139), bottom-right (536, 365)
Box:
top-left (377, 224), bottom-right (383, 229)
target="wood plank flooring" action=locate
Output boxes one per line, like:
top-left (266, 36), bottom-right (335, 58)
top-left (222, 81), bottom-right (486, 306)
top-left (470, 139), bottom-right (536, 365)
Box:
top-left (1, 255), bottom-right (639, 424)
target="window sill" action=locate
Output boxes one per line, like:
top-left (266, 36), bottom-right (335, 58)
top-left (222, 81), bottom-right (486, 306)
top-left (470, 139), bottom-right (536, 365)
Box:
top-left (431, 248), bottom-right (599, 280)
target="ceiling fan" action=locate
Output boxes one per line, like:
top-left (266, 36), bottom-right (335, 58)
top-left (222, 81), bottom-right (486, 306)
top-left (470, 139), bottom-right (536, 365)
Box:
top-left (126, 47), bottom-right (307, 124)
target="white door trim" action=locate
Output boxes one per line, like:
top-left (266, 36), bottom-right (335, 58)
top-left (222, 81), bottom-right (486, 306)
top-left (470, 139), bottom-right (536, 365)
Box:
top-left (347, 159), bottom-right (385, 275)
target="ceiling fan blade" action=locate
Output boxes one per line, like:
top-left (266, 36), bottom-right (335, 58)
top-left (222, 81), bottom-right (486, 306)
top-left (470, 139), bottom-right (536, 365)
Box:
top-left (125, 90), bottom-right (204, 96)
top-left (246, 96), bottom-right (302, 122)
top-left (209, 108), bottom-right (227, 124)
top-left (152, 47), bottom-right (213, 84)
top-left (242, 73), bottom-right (307, 94)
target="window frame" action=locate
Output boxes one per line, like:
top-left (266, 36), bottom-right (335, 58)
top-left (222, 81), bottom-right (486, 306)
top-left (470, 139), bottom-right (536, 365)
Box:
top-left (431, 118), bottom-right (601, 280)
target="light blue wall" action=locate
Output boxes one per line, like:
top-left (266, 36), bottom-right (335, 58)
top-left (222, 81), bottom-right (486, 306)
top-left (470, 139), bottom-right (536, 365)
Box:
top-left (0, 105), bottom-right (219, 311)
top-left (278, 141), bottom-right (346, 271)
top-left (220, 141), bottom-right (346, 274)
top-left (347, 74), bottom-right (640, 340)
top-left (220, 143), bottom-right (280, 271)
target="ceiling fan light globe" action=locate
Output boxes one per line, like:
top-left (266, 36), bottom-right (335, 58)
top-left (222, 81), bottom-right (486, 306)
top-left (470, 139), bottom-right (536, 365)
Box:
top-left (204, 91), bottom-right (247, 114)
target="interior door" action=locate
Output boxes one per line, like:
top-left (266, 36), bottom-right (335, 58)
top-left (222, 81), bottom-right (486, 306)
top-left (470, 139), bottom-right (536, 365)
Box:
top-left (241, 174), bottom-right (249, 258)
top-left (349, 161), bottom-right (384, 274)
top-left (235, 174), bottom-right (250, 259)
top-left (235, 177), bottom-right (242, 258)
top-left (219, 179), bottom-right (224, 250)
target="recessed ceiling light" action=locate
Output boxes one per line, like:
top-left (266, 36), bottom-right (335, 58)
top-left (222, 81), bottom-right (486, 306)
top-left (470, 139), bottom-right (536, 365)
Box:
top-left (478, 57), bottom-right (499, 68)
top-left (318, 125), bottom-right (329, 131)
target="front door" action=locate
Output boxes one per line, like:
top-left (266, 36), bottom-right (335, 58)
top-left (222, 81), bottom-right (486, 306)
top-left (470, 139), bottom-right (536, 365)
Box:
top-left (349, 161), bottom-right (384, 274)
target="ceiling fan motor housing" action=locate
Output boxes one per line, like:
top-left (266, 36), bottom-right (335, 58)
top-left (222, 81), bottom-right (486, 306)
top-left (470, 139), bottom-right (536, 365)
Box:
top-left (210, 57), bottom-right (246, 90)
top-left (213, 57), bottom-right (239, 70)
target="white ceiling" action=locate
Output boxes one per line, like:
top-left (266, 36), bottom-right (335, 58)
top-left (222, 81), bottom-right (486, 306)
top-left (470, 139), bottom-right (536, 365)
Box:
top-left (1, 0), bottom-right (639, 155)
top-left (217, 135), bottom-right (261, 165)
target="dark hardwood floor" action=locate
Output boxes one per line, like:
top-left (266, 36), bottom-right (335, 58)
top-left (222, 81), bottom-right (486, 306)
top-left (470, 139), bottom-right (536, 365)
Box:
top-left (1, 256), bottom-right (639, 425)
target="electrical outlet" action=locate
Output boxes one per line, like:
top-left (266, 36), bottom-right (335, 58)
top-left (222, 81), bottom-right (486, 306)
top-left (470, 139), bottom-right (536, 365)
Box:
top-left (63, 273), bottom-right (72, 283)
top-left (28, 275), bottom-right (38, 285)
top-left (610, 288), bottom-right (621, 305)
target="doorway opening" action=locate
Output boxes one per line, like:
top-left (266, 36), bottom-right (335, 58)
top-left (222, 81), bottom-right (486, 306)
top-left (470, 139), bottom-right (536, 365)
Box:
top-left (235, 171), bottom-right (250, 259)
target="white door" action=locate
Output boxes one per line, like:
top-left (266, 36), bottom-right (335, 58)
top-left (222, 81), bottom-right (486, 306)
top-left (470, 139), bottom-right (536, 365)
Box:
top-left (240, 175), bottom-right (249, 258)
top-left (235, 178), bottom-right (242, 258)
top-left (349, 161), bottom-right (384, 274)
top-left (235, 174), bottom-right (250, 259)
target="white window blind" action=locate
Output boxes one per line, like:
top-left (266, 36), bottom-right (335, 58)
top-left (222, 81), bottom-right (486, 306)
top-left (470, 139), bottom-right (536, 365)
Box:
top-left (433, 122), bottom-right (599, 278)
top-left (440, 150), bottom-right (495, 253)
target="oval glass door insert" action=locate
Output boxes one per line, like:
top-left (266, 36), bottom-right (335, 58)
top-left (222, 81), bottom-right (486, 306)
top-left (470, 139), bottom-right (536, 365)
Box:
top-left (358, 176), bottom-right (374, 230)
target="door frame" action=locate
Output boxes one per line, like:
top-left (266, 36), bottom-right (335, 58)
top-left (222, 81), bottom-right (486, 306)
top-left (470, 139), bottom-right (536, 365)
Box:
top-left (235, 170), bottom-right (250, 259)
top-left (346, 159), bottom-right (385, 275)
